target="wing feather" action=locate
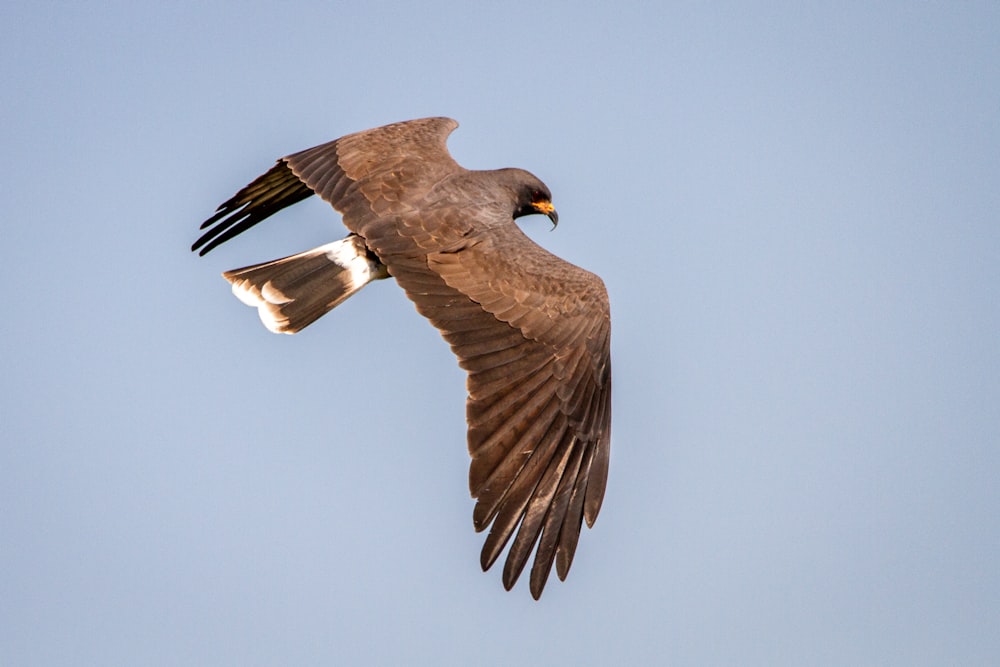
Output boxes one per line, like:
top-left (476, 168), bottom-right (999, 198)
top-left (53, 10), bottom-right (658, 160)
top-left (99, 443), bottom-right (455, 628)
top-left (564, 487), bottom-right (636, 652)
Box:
top-left (529, 436), bottom-right (587, 596)
top-left (502, 431), bottom-right (577, 591)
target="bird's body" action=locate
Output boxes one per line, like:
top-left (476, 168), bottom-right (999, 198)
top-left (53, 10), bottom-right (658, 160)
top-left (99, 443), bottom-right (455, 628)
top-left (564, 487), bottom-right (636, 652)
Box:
top-left (194, 117), bottom-right (611, 598)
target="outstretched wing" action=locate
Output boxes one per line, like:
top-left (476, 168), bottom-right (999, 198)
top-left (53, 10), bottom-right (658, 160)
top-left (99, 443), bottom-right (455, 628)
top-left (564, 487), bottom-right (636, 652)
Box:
top-left (403, 228), bottom-right (612, 600)
top-left (192, 117), bottom-right (461, 255)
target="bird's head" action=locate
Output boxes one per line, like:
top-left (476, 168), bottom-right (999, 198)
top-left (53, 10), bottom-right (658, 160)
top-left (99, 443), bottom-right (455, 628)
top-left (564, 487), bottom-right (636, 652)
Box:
top-left (508, 169), bottom-right (559, 228)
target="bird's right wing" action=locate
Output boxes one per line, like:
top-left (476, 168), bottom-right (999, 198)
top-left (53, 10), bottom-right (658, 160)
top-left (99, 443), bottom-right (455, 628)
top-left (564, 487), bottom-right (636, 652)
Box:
top-left (337, 205), bottom-right (613, 599)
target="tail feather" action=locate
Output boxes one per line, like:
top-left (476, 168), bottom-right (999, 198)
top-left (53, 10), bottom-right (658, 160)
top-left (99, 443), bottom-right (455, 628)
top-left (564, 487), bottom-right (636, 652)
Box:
top-left (222, 234), bottom-right (388, 334)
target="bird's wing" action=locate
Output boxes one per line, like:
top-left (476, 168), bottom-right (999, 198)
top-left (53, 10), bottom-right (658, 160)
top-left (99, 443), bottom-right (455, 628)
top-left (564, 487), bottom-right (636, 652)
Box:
top-left (402, 223), bottom-right (612, 600)
top-left (192, 117), bottom-right (461, 255)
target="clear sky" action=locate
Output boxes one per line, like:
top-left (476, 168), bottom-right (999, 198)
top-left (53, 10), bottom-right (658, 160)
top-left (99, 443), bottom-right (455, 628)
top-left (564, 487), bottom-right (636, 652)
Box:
top-left (3, 2), bottom-right (999, 665)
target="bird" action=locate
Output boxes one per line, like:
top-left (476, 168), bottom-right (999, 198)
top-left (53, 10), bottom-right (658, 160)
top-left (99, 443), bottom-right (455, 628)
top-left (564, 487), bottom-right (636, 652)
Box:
top-left (192, 117), bottom-right (611, 599)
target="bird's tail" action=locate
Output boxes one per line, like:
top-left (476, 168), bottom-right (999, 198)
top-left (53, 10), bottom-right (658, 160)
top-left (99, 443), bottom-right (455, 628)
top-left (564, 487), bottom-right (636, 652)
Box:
top-left (221, 234), bottom-right (389, 334)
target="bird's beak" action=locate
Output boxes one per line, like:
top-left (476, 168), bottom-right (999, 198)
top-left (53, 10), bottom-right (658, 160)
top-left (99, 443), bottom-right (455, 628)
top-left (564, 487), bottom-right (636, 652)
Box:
top-left (532, 200), bottom-right (559, 228)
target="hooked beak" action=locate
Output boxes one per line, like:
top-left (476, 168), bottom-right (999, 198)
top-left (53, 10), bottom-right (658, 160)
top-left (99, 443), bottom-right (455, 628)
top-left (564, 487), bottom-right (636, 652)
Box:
top-left (532, 200), bottom-right (559, 228)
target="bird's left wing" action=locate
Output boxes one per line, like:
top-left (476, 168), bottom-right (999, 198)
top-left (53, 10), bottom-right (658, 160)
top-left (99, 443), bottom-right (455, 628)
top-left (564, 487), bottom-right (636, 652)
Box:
top-left (193, 117), bottom-right (462, 255)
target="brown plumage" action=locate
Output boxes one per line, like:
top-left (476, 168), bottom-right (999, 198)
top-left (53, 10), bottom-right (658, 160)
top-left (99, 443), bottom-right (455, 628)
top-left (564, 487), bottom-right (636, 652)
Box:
top-left (193, 117), bottom-right (611, 599)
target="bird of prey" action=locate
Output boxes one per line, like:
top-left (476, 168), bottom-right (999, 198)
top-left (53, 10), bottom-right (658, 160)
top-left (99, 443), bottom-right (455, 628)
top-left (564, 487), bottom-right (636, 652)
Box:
top-left (192, 117), bottom-right (611, 599)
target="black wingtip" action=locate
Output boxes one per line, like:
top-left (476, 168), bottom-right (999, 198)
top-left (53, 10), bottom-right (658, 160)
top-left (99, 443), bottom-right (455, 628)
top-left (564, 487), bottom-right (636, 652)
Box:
top-left (190, 232), bottom-right (213, 255)
top-left (191, 159), bottom-right (314, 257)
top-left (192, 233), bottom-right (224, 256)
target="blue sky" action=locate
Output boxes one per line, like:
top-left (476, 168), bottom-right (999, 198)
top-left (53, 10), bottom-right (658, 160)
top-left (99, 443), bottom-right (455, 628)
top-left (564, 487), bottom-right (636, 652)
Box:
top-left (3, 2), bottom-right (999, 664)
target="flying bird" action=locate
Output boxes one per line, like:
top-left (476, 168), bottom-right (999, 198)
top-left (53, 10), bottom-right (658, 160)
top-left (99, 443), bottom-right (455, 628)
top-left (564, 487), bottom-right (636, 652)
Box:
top-left (192, 117), bottom-right (611, 599)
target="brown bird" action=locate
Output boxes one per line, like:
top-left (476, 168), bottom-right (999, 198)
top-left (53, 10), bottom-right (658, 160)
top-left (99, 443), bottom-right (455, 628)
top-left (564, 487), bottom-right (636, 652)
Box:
top-left (193, 117), bottom-right (611, 599)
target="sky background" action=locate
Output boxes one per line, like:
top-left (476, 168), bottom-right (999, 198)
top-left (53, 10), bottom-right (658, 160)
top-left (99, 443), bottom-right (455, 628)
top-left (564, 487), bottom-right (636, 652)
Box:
top-left (3, 2), bottom-right (999, 665)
